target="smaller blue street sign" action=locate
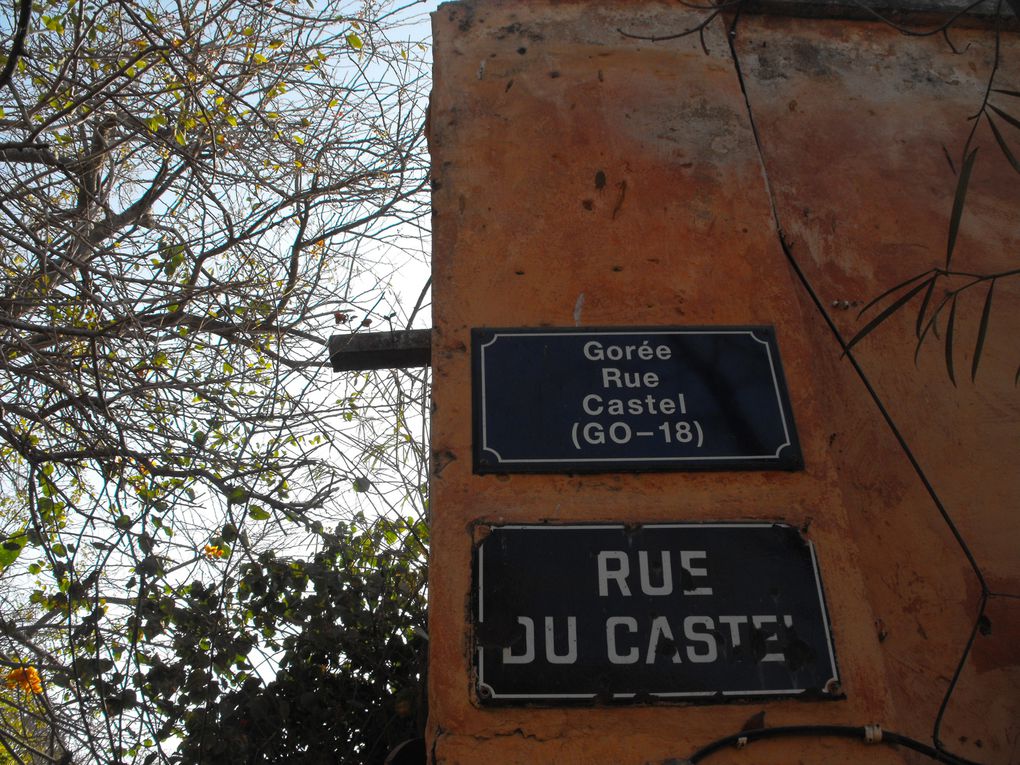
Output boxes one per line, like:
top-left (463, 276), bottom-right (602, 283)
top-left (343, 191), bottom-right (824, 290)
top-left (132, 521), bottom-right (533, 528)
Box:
top-left (472, 327), bottom-right (802, 473)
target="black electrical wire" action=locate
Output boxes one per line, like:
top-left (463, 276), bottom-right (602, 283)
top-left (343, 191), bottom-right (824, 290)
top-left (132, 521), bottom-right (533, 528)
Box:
top-left (687, 725), bottom-right (984, 765)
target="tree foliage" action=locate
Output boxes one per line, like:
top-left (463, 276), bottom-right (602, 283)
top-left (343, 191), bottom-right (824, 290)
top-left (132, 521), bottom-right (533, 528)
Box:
top-left (0, 0), bottom-right (431, 759)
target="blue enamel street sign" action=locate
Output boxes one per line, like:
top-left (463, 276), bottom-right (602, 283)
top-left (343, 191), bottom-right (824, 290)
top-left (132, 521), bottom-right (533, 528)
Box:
top-left (474, 523), bottom-right (839, 703)
top-left (472, 327), bottom-right (802, 473)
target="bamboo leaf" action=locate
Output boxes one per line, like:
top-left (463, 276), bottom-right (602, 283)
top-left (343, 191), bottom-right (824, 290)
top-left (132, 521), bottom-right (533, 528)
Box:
top-left (914, 327), bottom-right (928, 367)
top-left (846, 278), bottom-right (933, 353)
top-left (971, 279), bottom-right (995, 381)
top-left (856, 269), bottom-right (934, 320)
top-left (988, 104), bottom-right (1020, 135)
top-left (946, 147), bottom-right (978, 270)
top-left (945, 294), bottom-right (958, 385)
top-left (915, 277), bottom-right (937, 339)
top-left (916, 294), bottom-right (952, 366)
top-left (987, 115), bottom-right (1020, 174)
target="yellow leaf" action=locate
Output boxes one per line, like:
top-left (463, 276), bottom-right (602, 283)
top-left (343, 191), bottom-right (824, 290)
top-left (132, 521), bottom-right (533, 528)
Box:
top-left (5, 667), bottom-right (43, 695)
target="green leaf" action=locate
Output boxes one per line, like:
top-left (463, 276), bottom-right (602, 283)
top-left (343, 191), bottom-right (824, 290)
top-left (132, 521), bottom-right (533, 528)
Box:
top-left (971, 279), bottom-right (994, 382)
top-left (42, 15), bottom-right (65, 33)
top-left (0, 530), bottom-right (26, 570)
top-left (346, 32), bottom-right (363, 50)
top-left (248, 506), bottom-right (270, 521)
top-left (268, 40), bottom-right (284, 50)
top-left (226, 487), bottom-right (249, 504)
top-left (161, 243), bottom-right (185, 277)
top-left (946, 147), bottom-right (978, 270)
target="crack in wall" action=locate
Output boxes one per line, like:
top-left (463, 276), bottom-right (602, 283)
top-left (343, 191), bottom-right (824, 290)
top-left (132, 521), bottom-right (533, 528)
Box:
top-left (722, 12), bottom-right (992, 762)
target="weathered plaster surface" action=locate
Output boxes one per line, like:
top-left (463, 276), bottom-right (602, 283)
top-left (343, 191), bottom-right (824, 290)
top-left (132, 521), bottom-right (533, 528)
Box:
top-left (428, 2), bottom-right (1018, 763)
top-left (736, 18), bottom-right (1019, 763)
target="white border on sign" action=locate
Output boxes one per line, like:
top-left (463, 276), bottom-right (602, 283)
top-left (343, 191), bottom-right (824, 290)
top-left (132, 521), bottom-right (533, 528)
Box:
top-left (475, 522), bottom-right (840, 702)
top-left (478, 330), bottom-right (794, 464)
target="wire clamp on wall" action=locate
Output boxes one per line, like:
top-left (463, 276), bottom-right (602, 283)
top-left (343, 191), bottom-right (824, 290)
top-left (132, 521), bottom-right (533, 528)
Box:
top-left (735, 736), bottom-right (748, 749)
top-left (864, 724), bottom-right (883, 744)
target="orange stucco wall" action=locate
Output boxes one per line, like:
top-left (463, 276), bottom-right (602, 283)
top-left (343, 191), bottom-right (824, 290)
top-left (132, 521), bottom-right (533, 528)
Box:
top-left (427, 2), bottom-right (1019, 763)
